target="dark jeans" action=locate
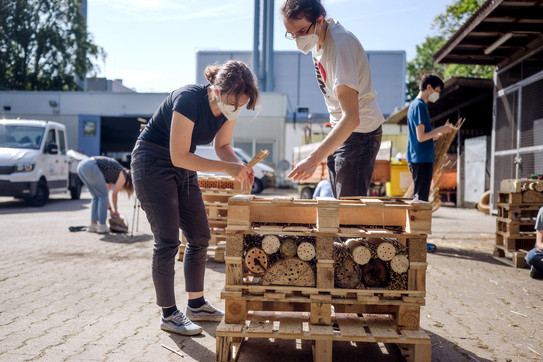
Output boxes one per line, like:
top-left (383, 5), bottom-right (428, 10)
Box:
top-left (131, 140), bottom-right (210, 307)
top-left (408, 162), bottom-right (434, 202)
top-left (327, 126), bottom-right (382, 198)
top-left (526, 246), bottom-right (543, 273)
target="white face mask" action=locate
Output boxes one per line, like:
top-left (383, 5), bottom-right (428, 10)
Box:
top-left (217, 98), bottom-right (242, 120)
top-left (428, 90), bottom-right (440, 103)
top-left (295, 25), bottom-right (318, 54)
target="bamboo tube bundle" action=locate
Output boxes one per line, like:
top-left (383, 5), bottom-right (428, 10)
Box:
top-left (404, 118), bottom-right (465, 211)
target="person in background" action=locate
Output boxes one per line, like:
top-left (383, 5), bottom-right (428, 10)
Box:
top-left (131, 60), bottom-right (259, 336)
top-left (313, 179), bottom-right (333, 198)
top-left (526, 206), bottom-right (543, 279)
top-left (406, 74), bottom-right (452, 252)
top-left (281, 0), bottom-right (385, 199)
top-left (77, 156), bottom-right (133, 234)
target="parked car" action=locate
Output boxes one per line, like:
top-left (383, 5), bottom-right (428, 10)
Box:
top-left (194, 146), bottom-right (275, 194)
top-left (0, 119), bottom-right (85, 206)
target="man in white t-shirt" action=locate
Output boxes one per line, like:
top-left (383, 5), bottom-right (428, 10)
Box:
top-left (281, 0), bottom-right (385, 198)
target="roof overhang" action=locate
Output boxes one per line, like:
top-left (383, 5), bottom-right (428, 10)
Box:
top-left (434, 0), bottom-right (543, 67)
top-left (386, 77), bottom-right (494, 125)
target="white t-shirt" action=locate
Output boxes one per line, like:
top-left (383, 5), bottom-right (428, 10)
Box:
top-left (313, 19), bottom-right (385, 133)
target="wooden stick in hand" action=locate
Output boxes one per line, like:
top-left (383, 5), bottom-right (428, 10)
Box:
top-left (246, 150), bottom-right (269, 169)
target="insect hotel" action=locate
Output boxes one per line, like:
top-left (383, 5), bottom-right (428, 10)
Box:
top-left (495, 178), bottom-right (543, 267)
top-left (216, 195), bottom-right (432, 362)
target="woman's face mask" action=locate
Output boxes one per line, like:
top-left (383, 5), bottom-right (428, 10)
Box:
top-left (215, 91), bottom-right (243, 120)
top-left (217, 101), bottom-right (242, 120)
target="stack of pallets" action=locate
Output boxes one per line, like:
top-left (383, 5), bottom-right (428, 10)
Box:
top-left (216, 195), bottom-right (432, 362)
top-left (494, 179), bottom-right (543, 267)
top-left (178, 175), bottom-right (250, 263)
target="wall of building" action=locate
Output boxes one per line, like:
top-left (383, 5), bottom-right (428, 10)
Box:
top-left (196, 50), bottom-right (406, 118)
top-left (0, 91), bottom-right (167, 153)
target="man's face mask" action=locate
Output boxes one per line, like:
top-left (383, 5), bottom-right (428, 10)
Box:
top-left (428, 89), bottom-right (440, 103)
top-left (295, 23), bottom-right (318, 54)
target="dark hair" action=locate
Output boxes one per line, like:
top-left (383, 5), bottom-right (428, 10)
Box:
top-left (420, 74), bottom-right (444, 91)
top-left (280, 0), bottom-right (326, 23)
top-left (122, 169), bottom-right (134, 198)
top-left (204, 60), bottom-right (260, 111)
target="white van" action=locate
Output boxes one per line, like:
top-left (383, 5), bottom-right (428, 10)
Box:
top-left (194, 146), bottom-right (275, 194)
top-left (0, 119), bottom-right (84, 206)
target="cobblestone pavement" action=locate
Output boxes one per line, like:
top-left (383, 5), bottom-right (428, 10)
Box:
top-left (1, 190), bottom-right (541, 361)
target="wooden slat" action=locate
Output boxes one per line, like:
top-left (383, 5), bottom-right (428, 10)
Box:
top-left (401, 328), bottom-right (431, 342)
top-left (308, 323), bottom-right (334, 337)
top-left (278, 315), bottom-right (303, 335)
top-left (335, 314), bottom-right (367, 338)
top-left (247, 312), bottom-right (275, 334)
top-left (365, 316), bottom-right (399, 339)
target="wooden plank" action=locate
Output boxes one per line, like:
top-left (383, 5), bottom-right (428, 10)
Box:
top-left (400, 328), bottom-right (431, 342)
top-left (335, 313), bottom-right (367, 338)
top-left (246, 312), bottom-right (275, 334)
top-left (278, 315), bottom-right (303, 336)
top-left (365, 315), bottom-right (399, 339)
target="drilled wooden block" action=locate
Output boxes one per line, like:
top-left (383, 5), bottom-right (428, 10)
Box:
top-left (397, 305), bottom-right (420, 329)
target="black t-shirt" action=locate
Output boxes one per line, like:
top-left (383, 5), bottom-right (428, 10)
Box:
top-left (139, 84), bottom-right (227, 152)
top-left (92, 156), bottom-right (126, 184)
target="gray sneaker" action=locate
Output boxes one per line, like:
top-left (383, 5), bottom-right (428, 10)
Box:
top-left (160, 310), bottom-right (202, 336)
top-left (186, 302), bottom-right (225, 322)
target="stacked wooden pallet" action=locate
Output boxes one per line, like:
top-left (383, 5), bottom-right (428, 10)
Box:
top-left (178, 175), bottom-right (250, 263)
top-left (494, 179), bottom-right (543, 267)
top-left (216, 195), bottom-right (432, 362)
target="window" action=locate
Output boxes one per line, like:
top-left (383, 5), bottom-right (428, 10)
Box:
top-left (58, 130), bottom-right (67, 155)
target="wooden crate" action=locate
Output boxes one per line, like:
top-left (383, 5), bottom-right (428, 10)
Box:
top-left (215, 311), bottom-right (431, 362)
top-left (222, 196), bottom-right (431, 329)
top-left (178, 175), bottom-right (250, 263)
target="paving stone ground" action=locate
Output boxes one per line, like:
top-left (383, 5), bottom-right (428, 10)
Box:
top-left (0, 189), bottom-right (541, 361)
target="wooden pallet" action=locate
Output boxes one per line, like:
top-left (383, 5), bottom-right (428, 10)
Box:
top-left (215, 311), bottom-right (431, 362)
top-left (496, 203), bottom-right (541, 221)
top-left (495, 230), bottom-right (535, 250)
top-left (178, 175), bottom-right (250, 263)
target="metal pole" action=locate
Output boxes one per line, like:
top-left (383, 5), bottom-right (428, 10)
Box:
top-left (253, 0), bottom-right (260, 83)
top-left (265, 0), bottom-right (275, 92)
top-left (261, 0), bottom-right (268, 88)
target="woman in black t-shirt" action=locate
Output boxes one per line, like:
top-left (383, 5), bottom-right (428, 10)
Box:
top-left (131, 61), bottom-right (259, 336)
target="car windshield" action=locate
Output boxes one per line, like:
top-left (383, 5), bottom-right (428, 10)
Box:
top-left (0, 124), bottom-right (45, 150)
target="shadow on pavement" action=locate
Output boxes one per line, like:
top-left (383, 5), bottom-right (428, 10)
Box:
top-left (0, 196), bottom-right (90, 214)
top-left (428, 330), bottom-right (494, 362)
top-left (100, 233), bottom-right (152, 244)
top-left (432, 245), bottom-right (504, 267)
top-left (167, 329), bottom-right (216, 362)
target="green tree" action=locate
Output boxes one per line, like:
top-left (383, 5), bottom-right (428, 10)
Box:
top-left (0, 0), bottom-right (105, 91)
top-left (405, 0), bottom-right (493, 102)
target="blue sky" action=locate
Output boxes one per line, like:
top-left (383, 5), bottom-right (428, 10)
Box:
top-left (87, 0), bottom-right (453, 93)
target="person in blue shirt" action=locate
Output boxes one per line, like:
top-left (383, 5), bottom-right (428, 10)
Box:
top-left (526, 206), bottom-right (543, 279)
top-left (407, 74), bottom-right (452, 251)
